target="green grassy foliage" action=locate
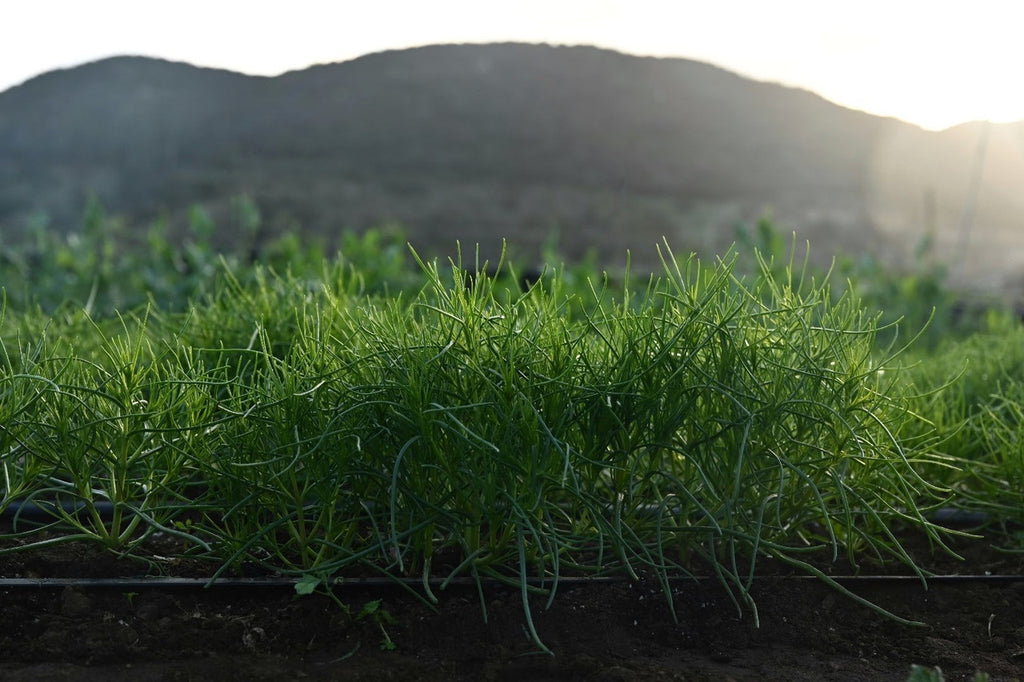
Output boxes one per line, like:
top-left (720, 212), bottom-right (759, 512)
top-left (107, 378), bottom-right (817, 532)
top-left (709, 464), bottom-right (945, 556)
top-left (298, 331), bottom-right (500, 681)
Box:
top-left (2, 201), bottom-right (1024, 647)
top-left (900, 322), bottom-right (1024, 528)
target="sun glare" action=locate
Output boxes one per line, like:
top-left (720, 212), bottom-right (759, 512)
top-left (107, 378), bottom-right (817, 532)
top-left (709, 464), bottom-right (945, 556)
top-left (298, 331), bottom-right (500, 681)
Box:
top-left (582, 1), bottom-right (1024, 130)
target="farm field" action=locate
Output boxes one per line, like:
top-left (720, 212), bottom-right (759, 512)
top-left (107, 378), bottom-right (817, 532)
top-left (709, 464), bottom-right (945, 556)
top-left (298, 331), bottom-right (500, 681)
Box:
top-left (1, 211), bottom-right (1023, 680)
top-left (0, 527), bottom-right (1021, 681)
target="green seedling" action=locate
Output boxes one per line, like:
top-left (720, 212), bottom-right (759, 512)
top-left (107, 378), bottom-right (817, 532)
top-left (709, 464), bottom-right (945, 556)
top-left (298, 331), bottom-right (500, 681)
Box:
top-left (357, 599), bottom-right (396, 651)
top-left (294, 573), bottom-right (350, 614)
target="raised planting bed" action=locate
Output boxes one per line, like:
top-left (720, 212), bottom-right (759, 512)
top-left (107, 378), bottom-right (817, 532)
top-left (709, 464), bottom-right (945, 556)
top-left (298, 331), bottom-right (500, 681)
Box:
top-left (3, 248), bottom-right (1024, 681)
top-left (0, 520), bottom-right (1022, 682)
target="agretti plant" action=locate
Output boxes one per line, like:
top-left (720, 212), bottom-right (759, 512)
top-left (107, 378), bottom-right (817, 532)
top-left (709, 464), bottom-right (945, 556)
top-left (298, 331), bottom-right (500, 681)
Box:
top-left (0, 220), bottom-right (970, 646)
top-left (138, 241), bottom-right (951, 633)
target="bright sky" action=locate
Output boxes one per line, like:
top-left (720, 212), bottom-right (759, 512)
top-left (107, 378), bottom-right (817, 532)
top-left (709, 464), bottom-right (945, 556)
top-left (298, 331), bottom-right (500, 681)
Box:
top-left (4, 0), bottom-right (1024, 131)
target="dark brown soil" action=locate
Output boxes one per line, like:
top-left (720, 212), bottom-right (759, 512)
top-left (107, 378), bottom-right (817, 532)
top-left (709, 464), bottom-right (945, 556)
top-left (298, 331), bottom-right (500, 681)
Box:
top-left (1, 527), bottom-right (1023, 681)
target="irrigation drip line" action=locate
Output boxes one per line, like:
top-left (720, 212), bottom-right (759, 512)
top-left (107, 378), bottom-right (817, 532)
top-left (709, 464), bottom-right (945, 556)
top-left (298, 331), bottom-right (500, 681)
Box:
top-left (2, 573), bottom-right (1024, 590)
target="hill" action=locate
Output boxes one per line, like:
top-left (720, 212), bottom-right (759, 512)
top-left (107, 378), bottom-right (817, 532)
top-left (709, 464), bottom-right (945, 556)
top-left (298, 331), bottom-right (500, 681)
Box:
top-left (1, 43), bottom-right (1022, 286)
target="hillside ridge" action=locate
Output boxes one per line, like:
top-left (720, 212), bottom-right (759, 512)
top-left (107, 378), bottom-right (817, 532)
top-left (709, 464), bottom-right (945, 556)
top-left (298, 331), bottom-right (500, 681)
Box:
top-left (1, 43), bottom-right (1021, 286)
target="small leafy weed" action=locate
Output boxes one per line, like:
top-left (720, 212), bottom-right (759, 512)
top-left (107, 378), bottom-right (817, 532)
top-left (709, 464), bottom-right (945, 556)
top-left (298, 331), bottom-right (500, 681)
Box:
top-left (357, 599), bottom-right (397, 651)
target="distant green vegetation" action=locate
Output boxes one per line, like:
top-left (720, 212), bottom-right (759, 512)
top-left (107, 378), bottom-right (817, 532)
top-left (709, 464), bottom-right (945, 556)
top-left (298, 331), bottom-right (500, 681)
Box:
top-left (2, 200), bottom-right (1023, 647)
top-left (1, 195), bottom-right (426, 314)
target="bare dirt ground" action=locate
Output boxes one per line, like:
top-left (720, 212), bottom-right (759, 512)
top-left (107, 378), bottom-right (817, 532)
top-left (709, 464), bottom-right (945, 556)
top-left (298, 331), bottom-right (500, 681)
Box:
top-left (1, 527), bottom-right (1023, 681)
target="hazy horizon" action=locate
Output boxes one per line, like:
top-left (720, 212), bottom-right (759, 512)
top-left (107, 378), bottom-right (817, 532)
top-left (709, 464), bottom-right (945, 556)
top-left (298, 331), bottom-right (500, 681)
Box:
top-left (5, 1), bottom-right (1024, 132)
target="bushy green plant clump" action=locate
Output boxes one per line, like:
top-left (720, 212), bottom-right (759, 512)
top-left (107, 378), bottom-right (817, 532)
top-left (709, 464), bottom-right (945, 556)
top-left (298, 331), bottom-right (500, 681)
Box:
top-left (6, 198), bottom-right (1024, 647)
top-left (738, 220), bottom-right (1024, 538)
top-left (0, 239), bottom-right (950, 633)
top-left (900, 322), bottom-right (1024, 528)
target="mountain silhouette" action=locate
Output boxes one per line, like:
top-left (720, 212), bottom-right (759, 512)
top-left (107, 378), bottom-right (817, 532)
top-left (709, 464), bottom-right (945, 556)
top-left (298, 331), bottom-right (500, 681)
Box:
top-left (2, 43), bottom-right (1022, 286)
